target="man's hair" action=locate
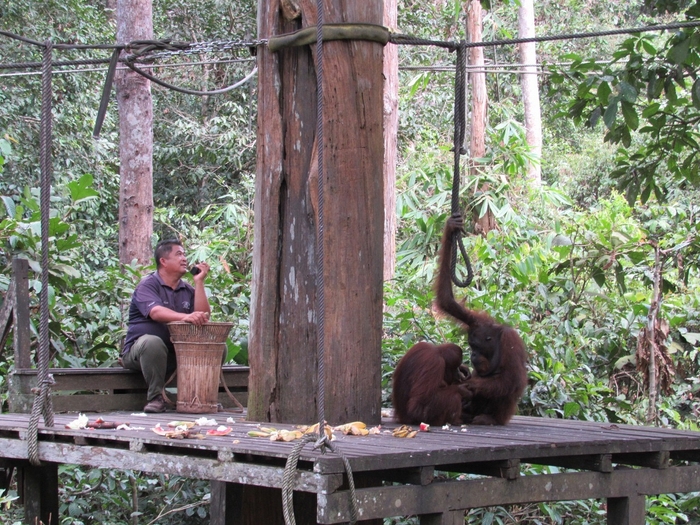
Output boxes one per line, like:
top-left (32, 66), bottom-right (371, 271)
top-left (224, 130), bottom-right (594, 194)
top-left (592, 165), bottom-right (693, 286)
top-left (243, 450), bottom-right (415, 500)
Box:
top-left (154, 239), bottom-right (183, 268)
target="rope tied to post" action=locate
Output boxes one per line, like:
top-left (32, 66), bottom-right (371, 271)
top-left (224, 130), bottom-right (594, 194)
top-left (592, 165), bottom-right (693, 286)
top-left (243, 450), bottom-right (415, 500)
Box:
top-left (27, 39), bottom-right (57, 467)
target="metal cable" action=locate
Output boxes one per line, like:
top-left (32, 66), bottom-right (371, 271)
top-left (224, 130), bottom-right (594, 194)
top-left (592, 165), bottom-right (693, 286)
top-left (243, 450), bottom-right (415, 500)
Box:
top-left (450, 44), bottom-right (474, 288)
top-left (123, 59), bottom-right (257, 96)
top-left (28, 40), bottom-right (56, 467)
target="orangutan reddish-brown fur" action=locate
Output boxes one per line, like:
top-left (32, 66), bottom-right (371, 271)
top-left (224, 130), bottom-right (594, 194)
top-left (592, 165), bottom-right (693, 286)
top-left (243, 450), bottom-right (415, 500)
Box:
top-left (392, 342), bottom-right (471, 426)
top-left (435, 214), bottom-right (528, 425)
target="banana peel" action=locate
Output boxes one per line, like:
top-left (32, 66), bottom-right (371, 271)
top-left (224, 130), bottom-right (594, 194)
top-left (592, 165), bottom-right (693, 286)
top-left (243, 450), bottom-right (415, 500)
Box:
top-left (270, 429), bottom-right (305, 442)
top-left (392, 425), bottom-right (418, 438)
top-left (334, 421), bottom-right (369, 436)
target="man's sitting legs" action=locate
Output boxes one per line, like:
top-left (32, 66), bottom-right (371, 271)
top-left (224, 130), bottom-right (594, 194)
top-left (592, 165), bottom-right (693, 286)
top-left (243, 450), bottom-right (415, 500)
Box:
top-left (121, 334), bottom-right (171, 413)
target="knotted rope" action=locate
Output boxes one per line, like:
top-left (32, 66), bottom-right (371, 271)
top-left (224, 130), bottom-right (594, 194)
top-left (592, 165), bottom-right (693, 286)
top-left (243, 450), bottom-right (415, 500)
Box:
top-left (27, 40), bottom-right (56, 467)
top-left (449, 44), bottom-right (474, 288)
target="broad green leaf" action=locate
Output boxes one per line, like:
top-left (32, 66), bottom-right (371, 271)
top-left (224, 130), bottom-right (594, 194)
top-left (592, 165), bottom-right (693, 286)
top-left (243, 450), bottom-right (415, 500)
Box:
top-left (597, 81), bottom-right (612, 105)
top-left (620, 101), bottom-right (639, 130)
top-left (641, 102), bottom-right (660, 118)
top-left (668, 36), bottom-right (691, 65)
top-left (619, 81), bottom-right (637, 103)
top-left (67, 173), bottom-right (99, 202)
top-left (692, 78), bottom-right (700, 110)
top-left (1, 196), bottom-right (16, 218)
top-left (603, 100), bottom-right (618, 129)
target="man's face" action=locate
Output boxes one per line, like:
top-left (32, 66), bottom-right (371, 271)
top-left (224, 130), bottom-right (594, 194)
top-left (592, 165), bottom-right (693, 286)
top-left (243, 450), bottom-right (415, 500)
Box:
top-left (160, 244), bottom-right (188, 276)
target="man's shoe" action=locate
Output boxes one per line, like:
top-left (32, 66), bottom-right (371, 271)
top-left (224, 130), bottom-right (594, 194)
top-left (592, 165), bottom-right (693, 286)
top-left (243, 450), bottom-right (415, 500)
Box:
top-left (144, 395), bottom-right (167, 413)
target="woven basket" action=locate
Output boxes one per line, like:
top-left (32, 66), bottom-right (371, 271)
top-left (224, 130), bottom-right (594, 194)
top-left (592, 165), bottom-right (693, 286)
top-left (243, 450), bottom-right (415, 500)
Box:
top-left (173, 341), bottom-right (226, 414)
top-left (167, 321), bottom-right (233, 343)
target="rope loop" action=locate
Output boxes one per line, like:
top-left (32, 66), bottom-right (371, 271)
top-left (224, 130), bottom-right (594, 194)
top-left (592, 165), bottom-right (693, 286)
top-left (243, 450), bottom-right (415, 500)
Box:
top-left (281, 434), bottom-right (358, 525)
top-left (450, 44), bottom-right (474, 288)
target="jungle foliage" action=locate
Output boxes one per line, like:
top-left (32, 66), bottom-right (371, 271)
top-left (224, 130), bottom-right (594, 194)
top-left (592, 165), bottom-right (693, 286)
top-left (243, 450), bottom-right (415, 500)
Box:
top-left (1, 0), bottom-right (700, 523)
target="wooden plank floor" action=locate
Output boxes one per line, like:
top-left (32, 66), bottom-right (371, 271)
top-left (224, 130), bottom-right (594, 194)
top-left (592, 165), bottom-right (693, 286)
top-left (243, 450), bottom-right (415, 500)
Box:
top-left (0, 412), bottom-right (699, 473)
top-left (1, 411), bottom-right (700, 523)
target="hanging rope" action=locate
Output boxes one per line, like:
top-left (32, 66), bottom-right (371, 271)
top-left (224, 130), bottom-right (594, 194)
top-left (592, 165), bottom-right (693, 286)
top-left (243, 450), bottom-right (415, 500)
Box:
top-left (278, 4), bottom-right (358, 524)
top-left (27, 40), bottom-right (56, 467)
top-left (449, 44), bottom-right (474, 288)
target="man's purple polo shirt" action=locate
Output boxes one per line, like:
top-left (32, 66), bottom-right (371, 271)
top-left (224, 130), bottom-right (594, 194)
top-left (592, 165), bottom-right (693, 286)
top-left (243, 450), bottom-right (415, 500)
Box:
top-left (122, 272), bottom-right (195, 356)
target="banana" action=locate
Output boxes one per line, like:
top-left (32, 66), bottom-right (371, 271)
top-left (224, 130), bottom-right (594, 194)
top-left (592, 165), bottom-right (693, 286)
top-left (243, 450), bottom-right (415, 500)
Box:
top-left (247, 430), bottom-right (272, 438)
top-left (392, 425), bottom-right (417, 438)
top-left (334, 421), bottom-right (368, 434)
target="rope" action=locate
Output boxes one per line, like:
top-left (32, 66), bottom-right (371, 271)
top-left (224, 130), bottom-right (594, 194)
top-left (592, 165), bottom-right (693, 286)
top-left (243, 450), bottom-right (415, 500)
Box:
top-left (28, 40), bottom-right (56, 467)
top-left (282, 434), bottom-right (358, 525)
top-left (449, 44), bottom-right (474, 288)
top-left (267, 23), bottom-right (389, 52)
top-left (314, 0), bottom-right (326, 444)
top-left (0, 57), bottom-right (117, 70)
top-left (389, 19), bottom-right (700, 49)
top-left (279, 3), bottom-right (358, 523)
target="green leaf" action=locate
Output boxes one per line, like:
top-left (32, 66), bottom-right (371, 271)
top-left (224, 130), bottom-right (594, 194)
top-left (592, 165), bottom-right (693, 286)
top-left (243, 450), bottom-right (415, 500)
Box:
top-left (641, 102), bottom-right (660, 118)
top-left (564, 402), bottom-right (580, 418)
top-left (668, 36), bottom-right (691, 65)
top-left (620, 101), bottom-right (639, 130)
top-left (67, 173), bottom-right (99, 203)
top-left (619, 81), bottom-right (637, 103)
top-left (603, 100), bottom-right (618, 129)
top-left (641, 39), bottom-right (657, 55)
top-left (1, 196), bottom-right (16, 218)
top-left (692, 78), bottom-right (700, 110)
top-left (597, 81), bottom-right (612, 105)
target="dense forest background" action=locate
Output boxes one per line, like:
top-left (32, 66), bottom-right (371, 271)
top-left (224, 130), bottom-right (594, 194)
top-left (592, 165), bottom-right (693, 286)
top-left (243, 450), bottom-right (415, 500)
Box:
top-left (1, 0), bottom-right (700, 523)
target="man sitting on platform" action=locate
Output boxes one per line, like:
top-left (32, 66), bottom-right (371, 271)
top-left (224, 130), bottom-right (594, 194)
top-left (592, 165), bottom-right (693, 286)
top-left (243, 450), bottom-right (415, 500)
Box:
top-left (121, 239), bottom-right (211, 413)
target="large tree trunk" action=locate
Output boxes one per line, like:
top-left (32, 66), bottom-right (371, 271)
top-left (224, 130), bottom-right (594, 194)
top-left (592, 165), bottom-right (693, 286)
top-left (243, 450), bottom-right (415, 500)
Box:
top-left (249, 0), bottom-right (384, 427)
top-left (115, 0), bottom-right (153, 266)
top-left (467, 0), bottom-right (495, 234)
top-left (518, 0), bottom-right (542, 187)
top-left (383, 0), bottom-right (398, 281)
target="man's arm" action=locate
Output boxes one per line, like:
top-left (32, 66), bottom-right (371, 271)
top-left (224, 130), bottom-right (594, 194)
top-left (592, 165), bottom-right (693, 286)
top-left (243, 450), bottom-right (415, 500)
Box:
top-left (149, 306), bottom-right (209, 325)
top-left (191, 261), bottom-right (211, 315)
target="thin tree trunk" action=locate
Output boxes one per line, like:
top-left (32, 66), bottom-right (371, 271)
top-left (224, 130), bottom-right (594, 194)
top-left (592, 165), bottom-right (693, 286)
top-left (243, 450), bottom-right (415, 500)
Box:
top-left (467, 0), bottom-right (494, 234)
top-left (383, 0), bottom-right (398, 281)
top-left (518, 0), bottom-right (542, 187)
top-left (249, 0), bottom-right (384, 427)
top-left (115, 0), bottom-right (154, 266)
top-left (646, 243), bottom-right (661, 424)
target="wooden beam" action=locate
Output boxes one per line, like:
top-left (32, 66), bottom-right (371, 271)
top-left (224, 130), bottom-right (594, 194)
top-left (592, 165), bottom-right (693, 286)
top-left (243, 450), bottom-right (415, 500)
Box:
top-left (0, 437), bottom-right (333, 492)
top-left (318, 464), bottom-right (700, 524)
top-left (613, 451), bottom-right (670, 469)
top-left (12, 258), bottom-right (30, 369)
top-left (440, 459), bottom-right (521, 480)
top-left (0, 279), bottom-right (15, 355)
top-left (525, 454), bottom-right (613, 473)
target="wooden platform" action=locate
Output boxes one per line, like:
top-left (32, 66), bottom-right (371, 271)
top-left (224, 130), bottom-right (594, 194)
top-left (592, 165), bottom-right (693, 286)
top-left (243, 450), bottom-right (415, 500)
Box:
top-left (1, 411), bottom-right (699, 524)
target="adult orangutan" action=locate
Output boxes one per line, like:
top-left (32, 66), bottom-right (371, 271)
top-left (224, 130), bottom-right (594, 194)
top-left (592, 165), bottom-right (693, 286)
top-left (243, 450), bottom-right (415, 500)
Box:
top-left (392, 341), bottom-right (471, 426)
top-left (435, 214), bottom-right (528, 425)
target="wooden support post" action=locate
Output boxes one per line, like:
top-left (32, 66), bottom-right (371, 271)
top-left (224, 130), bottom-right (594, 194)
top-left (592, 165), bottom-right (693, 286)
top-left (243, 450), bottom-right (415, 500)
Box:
top-left (217, 484), bottom-right (317, 525)
top-left (22, 462), bottom-right (59, 525)
top-left (607, 495), bottom-right (645, 525)
top-left (420, 510), bottom-right (465, 525)
top-left (210, 480), bottom-right (241, 525)
top-left (13, 258), bottom-right (31, 369)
